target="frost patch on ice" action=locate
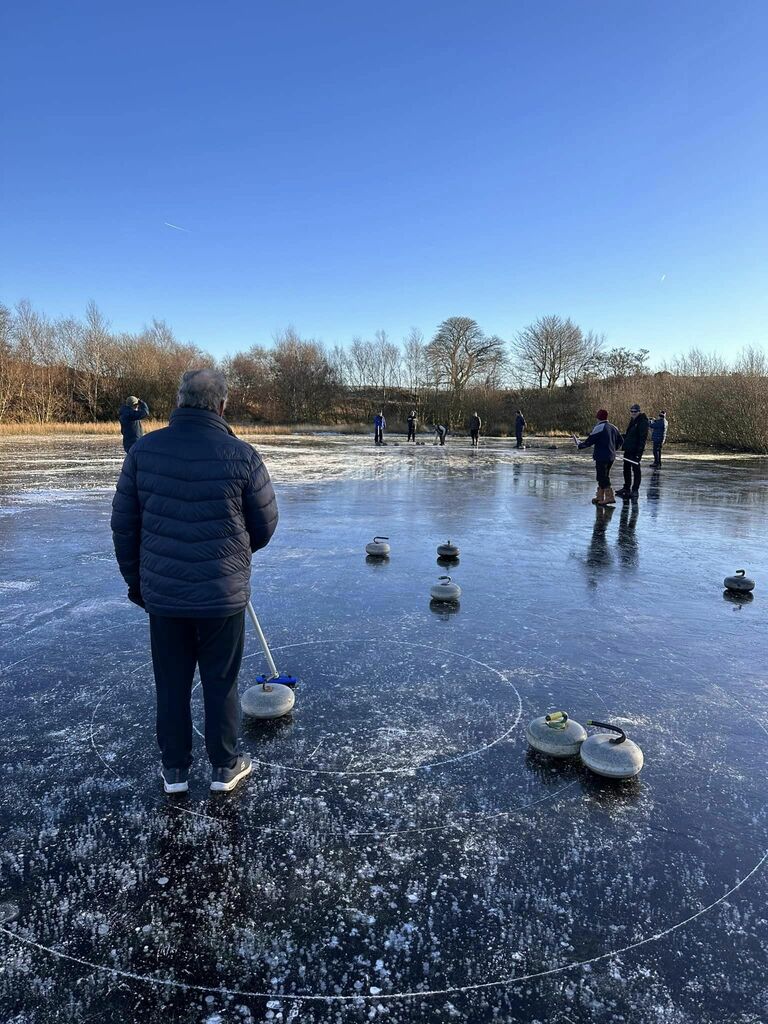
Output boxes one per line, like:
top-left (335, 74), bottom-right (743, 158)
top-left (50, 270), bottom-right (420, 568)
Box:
top-left (0, 581), bottom-right (38, 592)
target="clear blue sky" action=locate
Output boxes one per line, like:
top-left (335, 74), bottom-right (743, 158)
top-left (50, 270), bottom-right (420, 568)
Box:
top-left (1, 0), bottom-right (766, 364)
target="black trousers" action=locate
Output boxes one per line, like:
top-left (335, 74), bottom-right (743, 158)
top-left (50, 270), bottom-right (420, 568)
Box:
top-left (653, 441), bottom-right (663, 466)
top-left (515, 432), bottom-right (523, 448)
top-left (149, 611), bottom-right (245, 771)
top-left (407, 425), bottom-right (415, 441)
top-left (595, 460), bottom-right (613, 488)
top-left (622, 453), bottom-right (642, 492)
top-left (470, 429), bottom-right (479, 446)
top-left (374, 426), bottom-right (383, 444)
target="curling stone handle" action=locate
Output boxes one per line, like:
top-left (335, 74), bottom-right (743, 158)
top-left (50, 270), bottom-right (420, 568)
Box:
top-left (373, 536), bottom-right (389, 543)
top-left (587, 720), bottom-right (626, 745)
top-left (438, 575), bottom-right (452, 582)
top-left (736, 569), bottom-right (746, 577)
top-left (246, 600), bottom-right (279, 681)
top-left (545, 711), bottom-right (569, 726)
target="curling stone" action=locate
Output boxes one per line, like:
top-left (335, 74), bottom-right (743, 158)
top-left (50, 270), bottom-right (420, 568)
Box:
top-left (724, 569), bottom-right (755, 594)
top-left (526, 711), bottom-right (587, 758)
top-left (241, 679), bottom-right (296, 719)
top-left (430, 575), bottom-right (461, 602)
top-left (436, 540), bottom-right (460, 559)
top-left (580, 720), bottom-right (643, 779)
top-left (365, 536), bottom-right (390, 558)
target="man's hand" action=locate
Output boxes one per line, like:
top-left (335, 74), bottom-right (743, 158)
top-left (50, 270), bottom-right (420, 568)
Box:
top-left (128, 586), bottom-right (146, 609)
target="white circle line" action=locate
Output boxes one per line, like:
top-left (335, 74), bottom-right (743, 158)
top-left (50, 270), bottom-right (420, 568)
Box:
top-left (232, 638), bottom-right (523, 775)
top-left (2, 848), bottom-right (765, 1004)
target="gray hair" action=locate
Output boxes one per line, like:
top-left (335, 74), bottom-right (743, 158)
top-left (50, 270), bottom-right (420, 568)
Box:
top-left (177, 368), bottom-right (228, 412)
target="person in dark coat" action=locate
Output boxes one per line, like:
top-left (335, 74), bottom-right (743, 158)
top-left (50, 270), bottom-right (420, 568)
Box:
top-left (110, 369), bottom-right (278, 795)
top-left (407, 410), bottom-right (417, 442)
top-left (573, 409), bottom-right (623, 506)
top-left (118, 396), bottom-right (150, 453)
top-left (469, 411), bottom-right (482, 447)
top-left (649, 410), bottom-right (668, 467)
top-left (616, 403), bottom-right (649, 499)
top-left (433, 423), bottom-right (448, 446)
top-left (515, 410), bottom-right (526, 449)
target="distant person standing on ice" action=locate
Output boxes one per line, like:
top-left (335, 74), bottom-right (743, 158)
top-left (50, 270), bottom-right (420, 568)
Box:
top-left (616, 403), bottom-right (649, 500)
top-left (469, 411), bottom-right (482, 447)
top-left (118, 396), bottom-right (149, 453)
top-left (373, 411), bottom-right (386, 445)
top-left (515, 410), bottom-right (526, 449)
top-left (111, 369), bottom-right (278, 795)
top-left (407, 410), bottom-right (417, 442)
top-left (573, 409), bottom-right (623, 507)
top-left (649, 410), bottom-right (668, 467)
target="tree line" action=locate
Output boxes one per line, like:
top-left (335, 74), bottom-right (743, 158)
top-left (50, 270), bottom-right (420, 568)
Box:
top-left (1, 299), bottom-right (767, 451)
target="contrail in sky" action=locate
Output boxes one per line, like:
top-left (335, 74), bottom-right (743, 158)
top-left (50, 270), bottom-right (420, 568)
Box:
top-left (164, 221), bottom-right (190, 232)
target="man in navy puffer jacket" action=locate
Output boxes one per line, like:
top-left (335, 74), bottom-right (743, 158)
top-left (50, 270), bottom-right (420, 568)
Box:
top-left (111, 369), bottom-right (278, 795)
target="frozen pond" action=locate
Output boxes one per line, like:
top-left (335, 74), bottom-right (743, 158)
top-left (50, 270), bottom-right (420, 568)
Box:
top-left (1, 434), bottom-right (767, 1023)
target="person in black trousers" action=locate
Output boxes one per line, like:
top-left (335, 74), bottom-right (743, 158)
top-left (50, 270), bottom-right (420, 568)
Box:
top-left (616, 403), bottom-right (649, 499)
top-left (515, 410), bottom-right (526, 448)
top-left (407, 410), bottom-right (417, 442)
top-left (111, 368), bottom-right (278, 795)
top-left (469, 411), bottom-right (482, 447)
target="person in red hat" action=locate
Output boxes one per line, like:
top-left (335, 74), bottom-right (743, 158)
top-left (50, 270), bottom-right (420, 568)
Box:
top-left (572, 409), bottom-right (624, 506)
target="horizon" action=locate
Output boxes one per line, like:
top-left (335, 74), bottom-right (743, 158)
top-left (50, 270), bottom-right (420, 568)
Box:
top-left (2, 1), bottom-right (766, 363)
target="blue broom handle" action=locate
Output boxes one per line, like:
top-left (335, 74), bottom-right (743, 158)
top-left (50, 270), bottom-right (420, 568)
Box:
top-left (246, 600), bottom-right (279, 680)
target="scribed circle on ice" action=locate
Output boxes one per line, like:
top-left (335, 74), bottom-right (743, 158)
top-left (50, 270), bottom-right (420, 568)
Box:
top-left (191, 638), bottom-right (522, 775)
top-left (21, 640), bottom-right (768, 1004)
top-left (241, 681), bottom-right (295, 719)
top-left (526, 714), bottom-right (587, 758)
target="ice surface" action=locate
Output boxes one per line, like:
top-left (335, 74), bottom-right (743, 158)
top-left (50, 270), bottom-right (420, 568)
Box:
top-left (1, 434), bottom-right (767, 1023)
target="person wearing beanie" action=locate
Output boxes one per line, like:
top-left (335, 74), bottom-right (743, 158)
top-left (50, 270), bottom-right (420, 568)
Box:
top-left (118, 395), bottom-right (150, 453)
top-left (572, 409), bottom-right (624, 506)
top-left (616, 403), bottom-right (649, 499)
top-left (648, 409), bottom-right (668, 467)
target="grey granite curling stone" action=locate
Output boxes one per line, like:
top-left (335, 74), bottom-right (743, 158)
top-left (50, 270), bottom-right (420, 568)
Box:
top-left (430, 575), bottom-right (461, 602)
top-left (580, 720), bottom-right (643, 779)
top-left (241, 682), bottom-right (295, 719)
top-left (724, 569), bottom-right (755, 593)
top-left (436, 540), bottom-right (460, 559)
top-left (365, 536), bottom-right (390, 558)
top-left (526, 711), bottom-right (587, 758)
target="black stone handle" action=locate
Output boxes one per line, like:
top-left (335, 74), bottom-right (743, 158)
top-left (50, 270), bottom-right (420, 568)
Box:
top-left (587, 720), bottom-right (626, 745)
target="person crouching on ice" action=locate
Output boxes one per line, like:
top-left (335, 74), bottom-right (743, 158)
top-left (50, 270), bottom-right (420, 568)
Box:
top-left (572, 409), bottom-right (623, 507)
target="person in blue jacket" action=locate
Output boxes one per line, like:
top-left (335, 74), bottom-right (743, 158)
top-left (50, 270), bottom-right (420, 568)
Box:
top-left (649, 410), bottom-right (668, 467)
top-left (573, 408), bottom-right (624, 507)
top-left (118, 396), bottom-right (150, 452)
top-left (373, 411), bottom-right (386, 445)
top-left (111, 369), bottom-right (278, 796)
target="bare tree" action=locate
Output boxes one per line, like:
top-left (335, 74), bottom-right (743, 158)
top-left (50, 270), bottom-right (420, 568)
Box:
top-left (11, 300), bottom-right (66, 422)
top-left (425, 317), bottom-right (505, 394)
top-left (270, 327), bottom-right (338, 423)
top-left (595, 345), bottom-right (650, 379)
top-left (402, 327), bottom-right (428, 401)
top-left (734, 345), bottom-right (768, 377)
top-left (512, 315), bottom-right (603, 390)
top-left (68, 301), bottom-right (115, 420)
